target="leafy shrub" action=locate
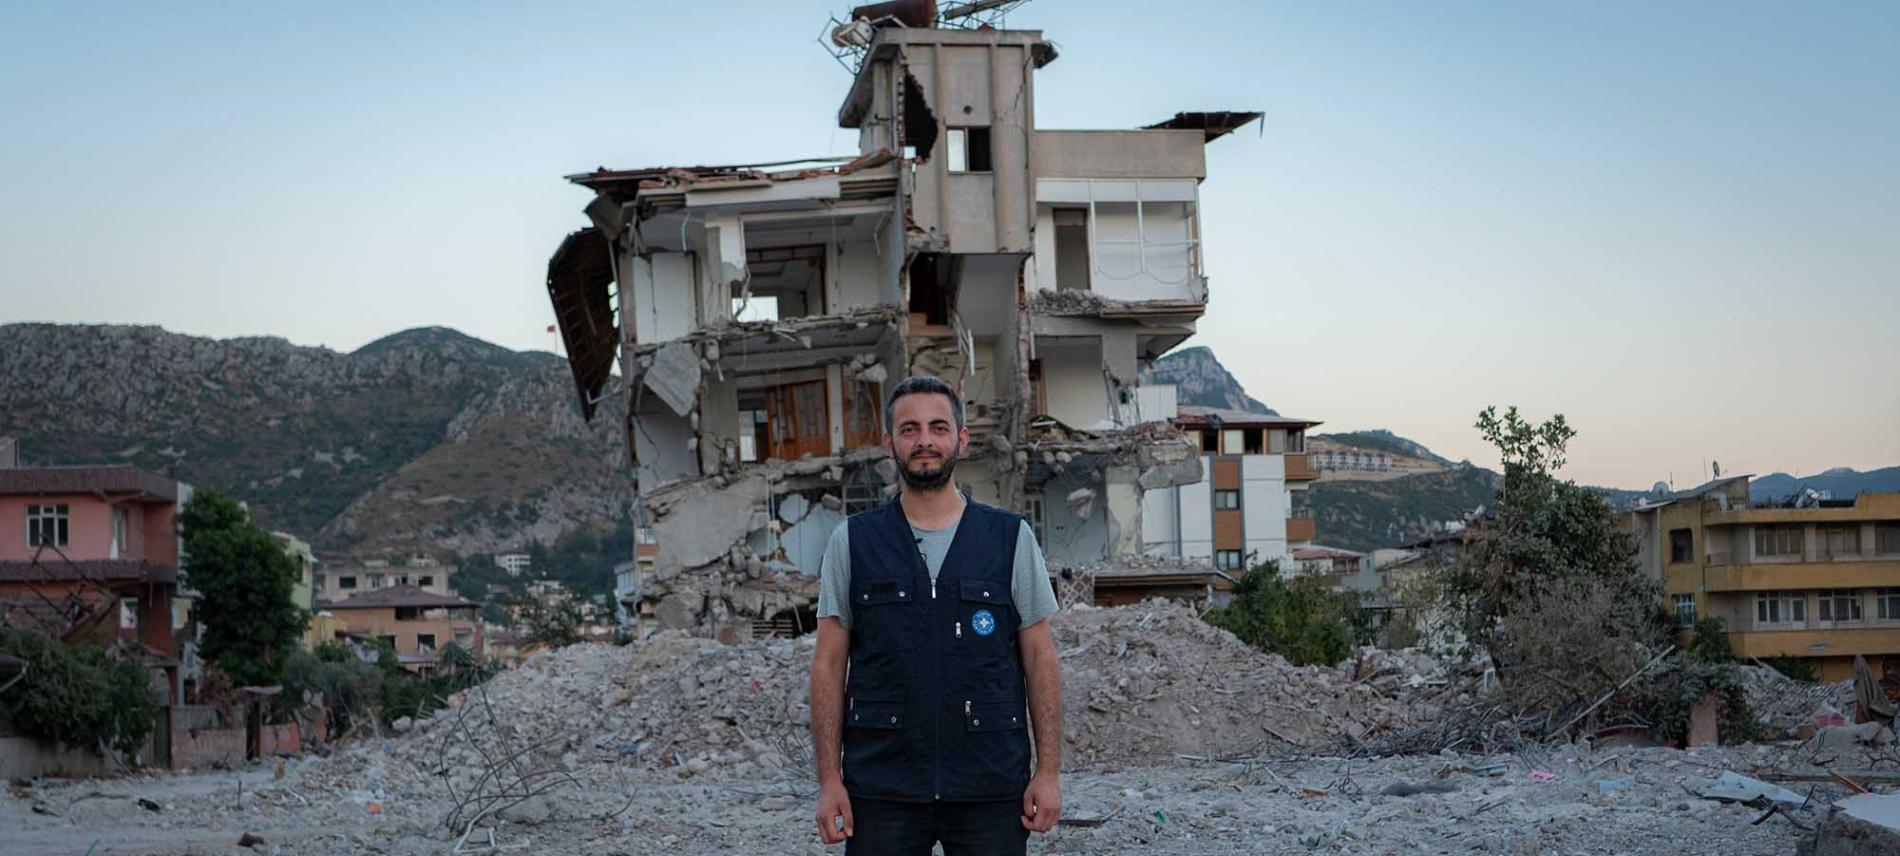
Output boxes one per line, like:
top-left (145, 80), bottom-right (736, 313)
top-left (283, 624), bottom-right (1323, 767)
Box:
top-left (0, 628), bottom-right (159, 756)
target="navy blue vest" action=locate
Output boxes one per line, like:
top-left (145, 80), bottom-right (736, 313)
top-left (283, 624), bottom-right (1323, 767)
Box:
top-left (841, 497), bottom-right (1031, 802)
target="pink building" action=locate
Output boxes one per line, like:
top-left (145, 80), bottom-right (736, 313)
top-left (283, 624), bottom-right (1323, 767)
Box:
top-left (0, 464), bottom-right (186, 665)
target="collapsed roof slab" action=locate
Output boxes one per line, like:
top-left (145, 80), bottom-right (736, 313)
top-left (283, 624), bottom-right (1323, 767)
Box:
top-left (629, 306), bottom-right (905, 377)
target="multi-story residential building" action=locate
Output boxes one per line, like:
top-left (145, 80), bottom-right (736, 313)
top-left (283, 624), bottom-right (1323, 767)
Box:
top-left (313, 586), bottom-right (483, 672)
top-left (314, 554), bottom-right (453, 602)
top-left (1139, 406), bottom-right (1322, 571)
top-left (0, 461), bottom-right (190, 697)
top-left (270, 532), bottom-right (318, 613)
top-left (494, 553), bottom-right (531, 577)
top-left (1630, 475), bottom-right (1900, 681)
top-left (543, 9), bottom-right (1252, 639)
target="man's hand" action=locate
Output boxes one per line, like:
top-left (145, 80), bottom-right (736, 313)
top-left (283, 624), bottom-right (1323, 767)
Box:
top-left (815, 780), bottom-right (854, 844)
top-left (1020, 770), bottom-right (1061, 832)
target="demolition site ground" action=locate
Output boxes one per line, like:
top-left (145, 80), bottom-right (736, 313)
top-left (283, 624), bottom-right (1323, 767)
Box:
top-left (1, 602), bottom-right (1881, 855)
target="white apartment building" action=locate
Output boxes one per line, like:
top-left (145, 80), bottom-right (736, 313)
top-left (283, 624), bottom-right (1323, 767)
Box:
top-left (1140, 406), bottom-right (1322, 571)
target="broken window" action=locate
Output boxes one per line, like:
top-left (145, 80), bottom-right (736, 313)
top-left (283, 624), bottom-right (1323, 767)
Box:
top-left (1669, 529), bottom-right (1693, 564)
top-left (946, 127), bottom-right (992, 172)
top-left (420, 575), bottom-right (434, 587)
top-left (1243, 429), bottom-right (1264, 455)
top-left (733, 295), bottom-right (780, 322)
top-left (741, 245), bottom-right (825, 322)
top-left (738, 409), bottom-right (768, 463)
top-left (396, 607), bottom-right (422, 621)
top-left (907, 253), bottom-right (955, 327)
top-left (1053, 208), bottom-right (1090, 291)
top-left (339, 576), bottom-right (358, 590)
top-left (417, 633), bottom-right (437, 653)
top-left (1197, 429), bottom-right (1217, 453)
top-left (902, 73), bottom-right (938, 161)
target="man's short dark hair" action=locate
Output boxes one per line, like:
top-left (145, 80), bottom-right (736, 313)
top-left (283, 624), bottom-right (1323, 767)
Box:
top-left (883, 376), bottom-right (964, 433)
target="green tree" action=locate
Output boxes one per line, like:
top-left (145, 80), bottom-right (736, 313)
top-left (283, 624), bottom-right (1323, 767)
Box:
top-left (1688, 617), bottom-right (1734, 664)
top-left (1205, 560), bottom-right (1358, 667)
top-left (519, 597), bottom-right (584, 650)
top-left (179, 490), bottom-right (309, 686)
top-left (1447, 407), bottom-right (1667, 715)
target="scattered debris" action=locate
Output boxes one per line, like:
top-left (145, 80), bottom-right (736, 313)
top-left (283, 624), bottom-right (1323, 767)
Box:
top-left (1702, 772), bottom-right (1808, 808)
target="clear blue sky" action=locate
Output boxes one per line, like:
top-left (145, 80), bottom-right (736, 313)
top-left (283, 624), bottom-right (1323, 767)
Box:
top-left (3, 1), bottom-right (1895, 488)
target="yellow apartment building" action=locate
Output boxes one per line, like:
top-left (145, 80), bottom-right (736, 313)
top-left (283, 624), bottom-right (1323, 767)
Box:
top-left (1630, 475), bottom-right (1900, 681)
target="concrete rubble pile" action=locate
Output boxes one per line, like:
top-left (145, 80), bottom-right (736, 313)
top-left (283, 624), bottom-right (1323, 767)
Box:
top-left (347, 600), bottom-right (1437, 785)
top-left (1056, 603), bottom-right (1435, 762)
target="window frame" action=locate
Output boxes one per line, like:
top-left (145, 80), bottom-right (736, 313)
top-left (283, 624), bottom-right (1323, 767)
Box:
top-left (1673, 593), bottom-right (1696, 628)
top-left (1215, 549), bottom-right (1244, 571)
top-left (1213, 490), bottom-right (1240, 511)
top-left (26, 503), bottom-right (70, 549)
top-left (1755, 590), bottom-right (1807, 627)
top-left (1819, 590), bottom-right (1864, 624)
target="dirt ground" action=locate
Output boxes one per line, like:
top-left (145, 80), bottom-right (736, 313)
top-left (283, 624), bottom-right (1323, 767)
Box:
top-left (2, 742), bottom-right (1818, 855)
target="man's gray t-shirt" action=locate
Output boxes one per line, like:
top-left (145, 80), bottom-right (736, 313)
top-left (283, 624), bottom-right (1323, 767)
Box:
top-left (816, 510), bottom-right (1058, 631)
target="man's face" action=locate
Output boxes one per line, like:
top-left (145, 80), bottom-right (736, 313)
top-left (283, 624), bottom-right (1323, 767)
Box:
top-left (886, 392), bottom-right (967, 491)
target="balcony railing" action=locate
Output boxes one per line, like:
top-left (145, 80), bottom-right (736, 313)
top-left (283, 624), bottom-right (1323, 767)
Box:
top-left (1284, 453), bottom-right (1319, 481)
top-left (1286, 516), bottom-right (1317, 543)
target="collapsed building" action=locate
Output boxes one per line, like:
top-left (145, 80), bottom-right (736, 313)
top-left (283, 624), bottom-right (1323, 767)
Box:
top-left (544, 2), bottom-right (1258, 641)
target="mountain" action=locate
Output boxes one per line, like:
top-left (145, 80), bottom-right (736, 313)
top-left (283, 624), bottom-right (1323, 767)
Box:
top-left (1144, 346), bottom-right (1275, 415)
top-left (1312, 429), bottom-right (1453, 466)
top-left (0, 323), bottom-right (627, 555)
top-left (1306, 466), bottom-right (1499, 553)
top-left (1749, 467), bottom-right (1900, 503)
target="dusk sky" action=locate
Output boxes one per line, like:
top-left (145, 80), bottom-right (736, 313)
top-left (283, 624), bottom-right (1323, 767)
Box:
top-left (3, 1), bottom-right (1894, 489)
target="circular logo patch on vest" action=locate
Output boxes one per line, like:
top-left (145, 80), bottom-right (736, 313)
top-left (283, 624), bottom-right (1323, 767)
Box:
top-left (971, 609), bottom-right (997, 637)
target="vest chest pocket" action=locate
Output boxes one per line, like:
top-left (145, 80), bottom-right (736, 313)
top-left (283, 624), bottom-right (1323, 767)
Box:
top-left (854, 579), bottom-right (916, 609)
top-left (953, 579), bottom-right (1012, 657)
top-left (847, 700), bottom-right (904, 730)
top-left (964, 699), bottom-right (1025, 733)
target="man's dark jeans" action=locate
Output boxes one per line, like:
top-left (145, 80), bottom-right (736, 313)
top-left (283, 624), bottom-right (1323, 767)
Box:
top-left (845, 797), bottom-right (1028, 855)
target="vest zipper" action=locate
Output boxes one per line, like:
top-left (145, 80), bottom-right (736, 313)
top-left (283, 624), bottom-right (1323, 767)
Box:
top-left (955, 620), bottom-right (962, 639)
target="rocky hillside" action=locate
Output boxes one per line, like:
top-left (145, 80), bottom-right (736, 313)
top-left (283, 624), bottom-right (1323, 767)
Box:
top-left (0, 323), bottom-right (628, 555)
top-left (1306, 466), bottom-right (1500, 553)
top-left (1144, 346), bottom-right (1275, 415)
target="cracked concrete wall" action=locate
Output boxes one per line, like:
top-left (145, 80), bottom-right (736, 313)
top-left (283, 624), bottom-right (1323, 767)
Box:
top-left (633, 394), bottom-right (699, 492)
top-left (1104, 465), bottom-right (1143, 557)
top-left (698, 376), bottom-right (741, 475)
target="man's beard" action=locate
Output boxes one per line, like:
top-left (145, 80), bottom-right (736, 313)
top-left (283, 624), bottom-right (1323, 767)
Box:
top-left (899, 443), bottom-right (960, 492)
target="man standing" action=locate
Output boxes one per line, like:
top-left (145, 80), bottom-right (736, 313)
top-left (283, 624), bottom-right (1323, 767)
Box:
top-left (810, 376), bottom-right (1063, 854)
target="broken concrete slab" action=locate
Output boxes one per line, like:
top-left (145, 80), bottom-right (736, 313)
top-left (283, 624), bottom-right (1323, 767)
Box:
top-left (644, 341), bottom-right (701, 417)
top-left (1810, 793), bottom-right (1900, 856)
top-left (1700, 771), bottom-right (1807, 807)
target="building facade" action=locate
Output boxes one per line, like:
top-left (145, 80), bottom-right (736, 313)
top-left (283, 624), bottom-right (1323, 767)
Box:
top-left (312, 586), bottom-right (483, 672)
top-left (544, 11), bottom-right (1254, 639)
top-left (313, 554), bottom-right (453, 603)
top-left (1630, 475), bottom-right (1900, 681)
top-left (1138, 407), bottom-right (1321, 571)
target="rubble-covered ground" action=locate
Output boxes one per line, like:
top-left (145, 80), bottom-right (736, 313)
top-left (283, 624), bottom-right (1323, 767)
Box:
top-left (0, 603), bottom-right (1861, 855)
